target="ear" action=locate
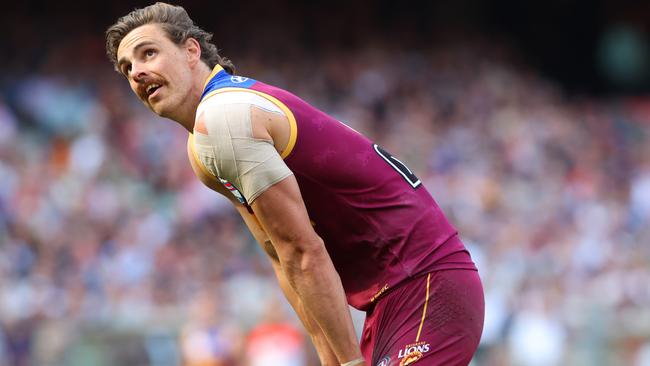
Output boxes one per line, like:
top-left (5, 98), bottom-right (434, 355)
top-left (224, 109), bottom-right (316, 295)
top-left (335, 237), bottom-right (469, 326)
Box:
top-left (184, 38), bottom-right (202, 68)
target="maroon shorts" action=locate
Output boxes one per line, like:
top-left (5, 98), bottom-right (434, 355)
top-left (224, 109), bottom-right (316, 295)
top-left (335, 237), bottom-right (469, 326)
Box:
top-left (360, 269), bottom-right (484, 366)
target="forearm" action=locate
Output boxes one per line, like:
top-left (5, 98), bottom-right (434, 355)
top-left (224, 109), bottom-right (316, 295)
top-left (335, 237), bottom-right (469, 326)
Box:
top-left (272, 259), bottom-right (339, 365)
top-left (247, 177), bottom-right (366, 365)
top-left (309, 329), bottom-right (340, 366)
top-left (238, 209), bottom-right (339, 365)
top-left (281, 244), bottom-right (362, 364)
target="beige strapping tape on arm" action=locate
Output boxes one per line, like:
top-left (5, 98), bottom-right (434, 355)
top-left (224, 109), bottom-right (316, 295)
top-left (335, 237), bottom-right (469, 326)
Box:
top-left (203, 103), bottom-right (293, 203)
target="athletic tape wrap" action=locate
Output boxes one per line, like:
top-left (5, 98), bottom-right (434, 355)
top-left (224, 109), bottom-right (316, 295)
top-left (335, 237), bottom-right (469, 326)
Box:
top-left (202, 103), bottom-right (293, 203)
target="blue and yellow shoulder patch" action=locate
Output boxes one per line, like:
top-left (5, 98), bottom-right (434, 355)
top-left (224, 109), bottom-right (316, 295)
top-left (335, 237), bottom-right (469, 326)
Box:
top-left (201, 67), bottom-right (257, 101)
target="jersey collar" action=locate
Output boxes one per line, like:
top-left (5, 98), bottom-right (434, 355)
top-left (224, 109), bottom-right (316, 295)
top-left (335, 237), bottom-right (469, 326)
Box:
top-left (202, 65), bottom-right (225, 89)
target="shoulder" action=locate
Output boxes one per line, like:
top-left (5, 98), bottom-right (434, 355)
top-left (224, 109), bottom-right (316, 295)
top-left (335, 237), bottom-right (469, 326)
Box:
top-left (198, 89), bottom-right (284, 118)
top-left (196, 93), bottom-right (290, 154)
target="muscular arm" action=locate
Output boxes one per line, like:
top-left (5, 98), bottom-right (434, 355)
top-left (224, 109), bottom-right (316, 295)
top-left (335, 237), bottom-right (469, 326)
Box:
top-left (191, 103), bottom-right (365, 365)
top-left (248, 106), bottom-right (364, 364)
top-left (250, 176), bottom-right (363, 364)
top-left (188, 133), bottom-right (340, 364)
top-left (237, 208), bottom-right (339, 366)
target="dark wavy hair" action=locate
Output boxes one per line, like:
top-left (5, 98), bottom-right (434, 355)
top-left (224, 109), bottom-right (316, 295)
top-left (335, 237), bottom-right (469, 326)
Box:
top-left (105, 2), bottom-right (235, 74)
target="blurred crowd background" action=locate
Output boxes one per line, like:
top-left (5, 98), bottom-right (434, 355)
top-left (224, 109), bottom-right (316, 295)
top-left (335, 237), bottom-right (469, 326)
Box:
top-left (1, 1), bottom-right (649, 365)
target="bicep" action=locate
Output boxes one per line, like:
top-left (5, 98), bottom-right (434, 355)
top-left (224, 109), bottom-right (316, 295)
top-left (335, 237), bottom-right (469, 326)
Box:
top-left (250, 175), bottom-right (323, 257)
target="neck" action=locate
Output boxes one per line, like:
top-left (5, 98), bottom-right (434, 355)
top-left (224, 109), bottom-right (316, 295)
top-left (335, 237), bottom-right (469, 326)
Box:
top-left (175, 63), bottom-right (213, 133)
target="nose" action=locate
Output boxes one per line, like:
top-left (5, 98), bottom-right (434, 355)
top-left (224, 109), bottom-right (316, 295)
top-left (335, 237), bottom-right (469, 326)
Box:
top-left (130, 62), bottom-right (148, 82)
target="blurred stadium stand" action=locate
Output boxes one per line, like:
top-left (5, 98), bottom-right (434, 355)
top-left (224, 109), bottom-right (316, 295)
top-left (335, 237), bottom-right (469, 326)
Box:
top-left (0, 1), bottom-right (649, 365)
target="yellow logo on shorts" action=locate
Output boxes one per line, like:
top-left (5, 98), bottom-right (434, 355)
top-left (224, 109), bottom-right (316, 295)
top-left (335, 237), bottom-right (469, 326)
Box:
top-left (397, 341), bottom-right (429, 365)
top-left (399, 351), bottom-right (422, 365)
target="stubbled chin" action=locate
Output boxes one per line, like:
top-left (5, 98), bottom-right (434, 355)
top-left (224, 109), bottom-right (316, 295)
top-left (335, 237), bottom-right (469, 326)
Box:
top-left (144, 98), bottom-right (163, 116)
top-left (151, 100), bottom-right (176, 120)
top-left (151, 103), bottom-right (166, 117)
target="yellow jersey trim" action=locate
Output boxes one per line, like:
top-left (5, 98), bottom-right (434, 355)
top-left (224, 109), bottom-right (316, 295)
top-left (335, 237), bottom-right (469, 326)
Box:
top-left (415, 273), bottom-right (432, 342)
top-left (187, 132), bottom-right (220, 185)
top-left (200, 87), bottom-right (298, 159)
top-left (203, 65), bottom-right (225, 89)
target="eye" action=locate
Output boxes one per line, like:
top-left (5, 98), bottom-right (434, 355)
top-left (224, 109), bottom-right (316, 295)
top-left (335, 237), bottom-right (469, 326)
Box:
top-left (122, 64), bottom-right (131, 76)
top-left (145, 49), bottom-right (156, 58)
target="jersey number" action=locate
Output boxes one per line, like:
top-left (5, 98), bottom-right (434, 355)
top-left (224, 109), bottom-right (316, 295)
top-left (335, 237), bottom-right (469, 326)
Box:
top-left (373, 144), bottom-right (421, 188)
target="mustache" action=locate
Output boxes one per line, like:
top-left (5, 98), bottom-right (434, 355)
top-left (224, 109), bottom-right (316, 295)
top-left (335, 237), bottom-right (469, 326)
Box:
top-left (137, 77), bottom-right (165, 99)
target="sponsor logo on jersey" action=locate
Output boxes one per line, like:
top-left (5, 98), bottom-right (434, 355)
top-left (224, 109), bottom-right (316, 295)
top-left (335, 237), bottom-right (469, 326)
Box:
top-left (376, 356), bottom-right (390, 366)
top-left (370, 283), bottom-right (390, 302)
top-left (397, 341), bottom-right (430, 365)
top-left (230, 76), bottom-right (249, 83)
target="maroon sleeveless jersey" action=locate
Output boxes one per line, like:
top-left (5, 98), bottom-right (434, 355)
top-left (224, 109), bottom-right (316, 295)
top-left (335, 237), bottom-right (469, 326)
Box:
top-left (201, 67), bottom-right (477, 310)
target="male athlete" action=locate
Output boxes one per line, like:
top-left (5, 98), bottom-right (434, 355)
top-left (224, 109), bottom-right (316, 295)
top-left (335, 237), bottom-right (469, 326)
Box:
top-left (106, 3), bottom-right (484, 365)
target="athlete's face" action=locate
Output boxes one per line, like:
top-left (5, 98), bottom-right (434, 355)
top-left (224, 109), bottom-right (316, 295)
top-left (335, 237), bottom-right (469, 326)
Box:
top-left (116, 24), bottom-right (196, 120)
